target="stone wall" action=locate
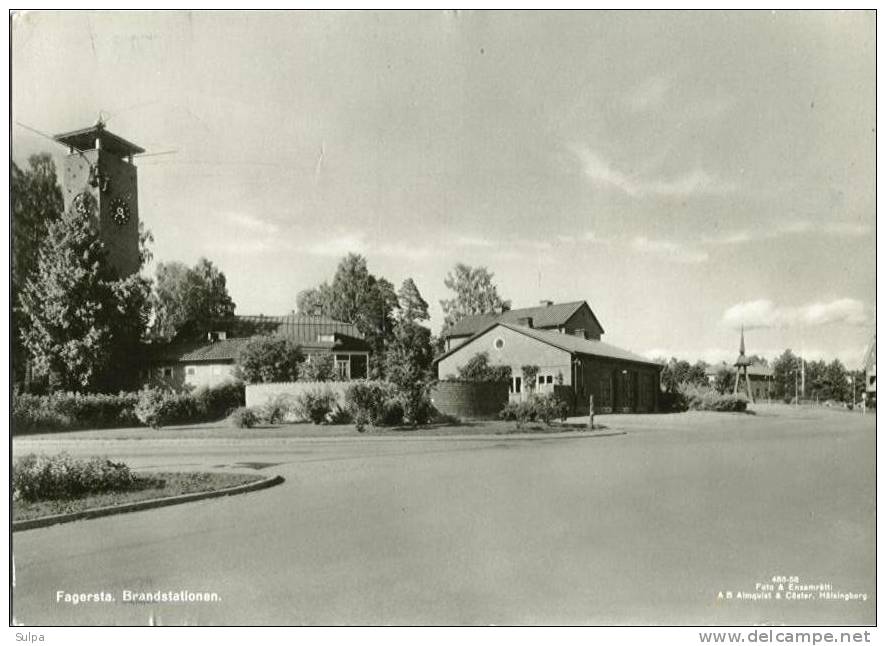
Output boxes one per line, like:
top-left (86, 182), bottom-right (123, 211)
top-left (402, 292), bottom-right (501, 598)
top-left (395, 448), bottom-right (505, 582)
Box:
top-left (430, 380), bottom-right (509, 420)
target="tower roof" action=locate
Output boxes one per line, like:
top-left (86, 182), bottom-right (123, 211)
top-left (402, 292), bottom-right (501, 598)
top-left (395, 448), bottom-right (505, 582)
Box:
top-left (734, 326), bottom-right (752, 367)
top-left (54, 123), bottom-right (145, 157)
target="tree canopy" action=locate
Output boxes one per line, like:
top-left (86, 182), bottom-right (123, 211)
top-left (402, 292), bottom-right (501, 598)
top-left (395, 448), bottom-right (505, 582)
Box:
top-left (440, 263), bottom-right (511, 331)
top-left (150, 258), bottom-right (236, 341)
top-left (12, 154), bottom-right (65, 382)
top-left (18, 196), bottom-right (151, 391)
top-left (295, 254), bottom-right (400, 377)
top-left (236, 336), bottom-right (303, 384)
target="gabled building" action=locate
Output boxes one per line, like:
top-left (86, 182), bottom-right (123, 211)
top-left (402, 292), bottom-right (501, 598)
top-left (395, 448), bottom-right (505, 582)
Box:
top-left (143, 313), bottom-right (372, 389)
top-left (441, 300), bottom-right (605, 351)
top-left (434, 301), bottom-right (661, 413)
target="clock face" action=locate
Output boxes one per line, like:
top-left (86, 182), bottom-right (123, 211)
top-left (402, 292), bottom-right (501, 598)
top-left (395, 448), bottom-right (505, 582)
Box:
top-left (110, 196), bottom-right (131, 225)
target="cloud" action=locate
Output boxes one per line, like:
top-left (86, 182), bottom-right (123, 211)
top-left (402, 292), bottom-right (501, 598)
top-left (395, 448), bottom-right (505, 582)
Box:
top-left (569, 144), bottom-right (736, 198)
top-left (702, 219), bottom-right (871, 246)
top-left (222, 211), bottom-right (280, 235)
top-left (632, 236), bottom-right (709, 264)
top-left (557, 231), bottom-right (612, 245)
top-left (304, 234), bottom-right (369, 257)
top-left (722, 298), bottom-right (870, 330)
top-left (301, 233), bottom-right (436, 261)
top-left (453, 236), bottom-right (495, 248)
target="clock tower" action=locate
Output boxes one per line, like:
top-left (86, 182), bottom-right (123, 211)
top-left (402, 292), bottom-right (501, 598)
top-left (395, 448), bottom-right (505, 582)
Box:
top-left (54, 121), bottom-right (143, 278)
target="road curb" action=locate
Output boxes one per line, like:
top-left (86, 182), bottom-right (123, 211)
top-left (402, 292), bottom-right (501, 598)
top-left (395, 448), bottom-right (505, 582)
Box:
top-left (12, 474), bottom-right (285, 533)
top-left (13, 430), bottom-right (626, 446)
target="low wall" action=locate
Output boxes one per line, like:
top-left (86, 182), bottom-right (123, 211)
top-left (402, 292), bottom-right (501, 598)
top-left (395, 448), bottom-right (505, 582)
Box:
top-left (245, 381), bottom-right (349, 408)
top-left (430, 380), bottom-right (509, 420)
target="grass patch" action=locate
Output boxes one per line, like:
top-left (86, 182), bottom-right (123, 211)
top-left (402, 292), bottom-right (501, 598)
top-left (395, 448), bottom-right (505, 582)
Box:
top-left (13, 471), bottom-right (263, 522)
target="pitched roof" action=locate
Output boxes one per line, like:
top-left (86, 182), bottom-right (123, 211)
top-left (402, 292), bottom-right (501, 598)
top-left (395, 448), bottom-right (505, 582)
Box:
top-left (228, 314), bottom-right (364, 342)
top-left (434, 321), bottom-right (660, 367)
top-left (148, 337), bottom-right (253, 363)
top-left (150, 314), bottom-right (371, 364)
top-left (443, 301), bottom-right (595, 337)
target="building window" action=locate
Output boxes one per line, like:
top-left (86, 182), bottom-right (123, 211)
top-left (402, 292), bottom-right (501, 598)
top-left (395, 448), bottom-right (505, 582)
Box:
top-left (186, 366), bottom-right (196, 376)
top-left (335, 355), bottom-right (350, 380)
top-left (162, 367), bottom-right (173, 378)
top-left (538, 375), bottom-right (545, 386)
top-left (546, 375), bottom-right (553, 384)
top-left (350, 354), bottom-right (368, 379)
top-left (510, 376), bottom-right (522, 394)
top-left (494, 337), bottom-right (504, 350)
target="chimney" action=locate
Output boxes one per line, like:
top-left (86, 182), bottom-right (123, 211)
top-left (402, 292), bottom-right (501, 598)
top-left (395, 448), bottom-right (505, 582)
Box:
top-left (516, 317), bottom-right (534, 328)
top-left (540, 300), bottom-right (553, 307)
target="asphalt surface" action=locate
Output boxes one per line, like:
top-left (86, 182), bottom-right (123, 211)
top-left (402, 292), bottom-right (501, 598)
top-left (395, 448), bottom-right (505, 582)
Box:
top-left (11, 409), bottom-right (875, 625)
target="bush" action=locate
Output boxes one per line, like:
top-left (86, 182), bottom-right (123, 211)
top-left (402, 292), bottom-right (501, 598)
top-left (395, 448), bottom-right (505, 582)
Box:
top-left (499, 393), bottom-right (569, 428)
top-left (328, 404), bottom-right (353, 425)
top-left (134, 387), bottom-right (196, 429)
top-left (343, 380), bottom-right (403, 431)
top-left (658, 390), bottom-right (689, 413)
top-left (392, 380), bottom-right (434, 426)
top-left (12, 391), bottom-right (140, 434)
top-left (237, 336), bottom-right (303, 383)
top-left (456, 352), bottom-right (512, 382)
top-left (299, 354), bottom-right (339, 382)
top-left (13, 453), bottom-right (140, 502)
top-left (228, 406), bottom-right (260, 429)
top-left (192, 381), bottom-right (245, 419)
top-left (678, 383), bottom-right (748, 412)
top-left (258, 394), bottom-right (296, 424)
top-left (294, 387), bottom-right (339, 424)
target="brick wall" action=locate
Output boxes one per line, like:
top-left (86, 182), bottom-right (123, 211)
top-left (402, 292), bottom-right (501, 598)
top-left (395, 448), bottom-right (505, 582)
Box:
top-left (430, 381), bottom-right (509, 420)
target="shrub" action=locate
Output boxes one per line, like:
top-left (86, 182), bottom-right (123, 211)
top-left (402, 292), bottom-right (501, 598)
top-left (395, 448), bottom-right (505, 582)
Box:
top-left (294, 387), bottom-right (339, 424)
top-left (299, 354), bottom-right (339, 382)
top-left (228, 406), bottom-right (260, 429)
top-left (456, 352), bottom-right (512, 382)
top-left (13, 453), bottom-right (140, 502)
top-left (328, 404), bottom-right (353, 425)
top-left (392, 380), bottom-right (434, 426)
top-left (257, 394), bottom-right (295, 424)
top-left (343, 380), bottom-right (403, 431)
top-left (192, 381), bottom-right (245, 419)
top-left (499, 393), bottom-right (569, 428)
top-left (134, 387), bottom-right (196, 429)
top-left (658, 390), bottom-right (689, 413)
top-left (237, 336), bottom-right (303, 383)
top-left (12, 391), bottom-right (140, 434)
top-left (678, 383), bottom-right (748, 412)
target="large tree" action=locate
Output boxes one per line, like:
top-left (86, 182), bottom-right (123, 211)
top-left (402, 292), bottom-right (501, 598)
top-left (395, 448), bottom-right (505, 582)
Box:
top-left (18, 195), bottom-right (151, 391)
top-left (440, 263), bottom-right (511, 330)
top-left (12, 154), bottom-right (64, 382)
top-left (771, 349), bottom-right (800, 400)
top-left (295, 254), bottom-right (400, 377)
top-left (150, 258), bottom-right (236, 341)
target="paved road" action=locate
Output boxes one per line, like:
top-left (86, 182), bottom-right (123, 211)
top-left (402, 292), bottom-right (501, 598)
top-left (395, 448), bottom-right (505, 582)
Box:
top-left (12, 410), bottom-right (875, 625)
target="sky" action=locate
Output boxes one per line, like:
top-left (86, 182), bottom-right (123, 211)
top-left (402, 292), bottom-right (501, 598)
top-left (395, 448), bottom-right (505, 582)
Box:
top-left (11, 10), bottom-right (876, 367)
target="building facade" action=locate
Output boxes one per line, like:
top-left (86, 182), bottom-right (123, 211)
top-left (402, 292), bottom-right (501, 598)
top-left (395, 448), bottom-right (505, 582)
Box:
top-left (144, 314), bottom-right (372, 389)
top-left (435, 311), bottom-right (661, 414)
